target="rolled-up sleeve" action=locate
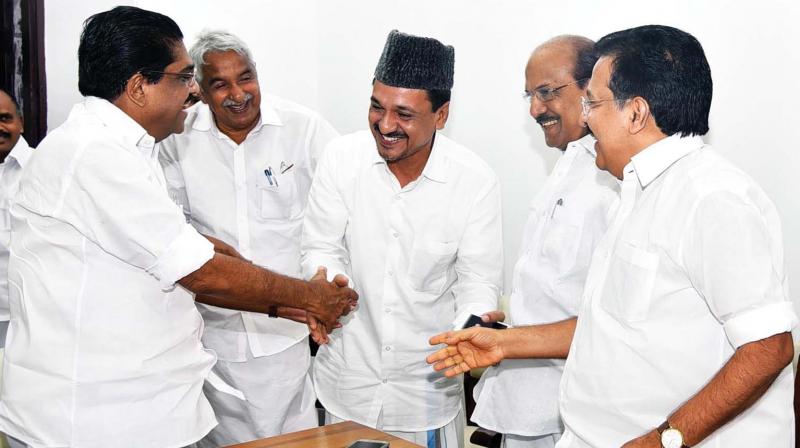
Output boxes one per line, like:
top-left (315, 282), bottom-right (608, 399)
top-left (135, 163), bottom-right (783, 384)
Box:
top-left (56, 141), bottom-right (214, 290)
top-left (682, 191), bottom-right (797, 348)
top-left (147, 223), bottom-right (214, 290)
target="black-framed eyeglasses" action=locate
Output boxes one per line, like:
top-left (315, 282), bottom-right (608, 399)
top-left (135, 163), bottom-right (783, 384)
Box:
top-left (523, 78), bottom-right (588, 103)
top-left (142, 70), bottom-right (196, 87)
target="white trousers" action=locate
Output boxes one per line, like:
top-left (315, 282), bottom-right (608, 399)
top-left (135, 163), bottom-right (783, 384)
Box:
top-left (326, 409), bottom-right (465, 448)
top-left (198, 339), bottom-right (317, 447)
top-left (502, 432), bottom-right (561, 448)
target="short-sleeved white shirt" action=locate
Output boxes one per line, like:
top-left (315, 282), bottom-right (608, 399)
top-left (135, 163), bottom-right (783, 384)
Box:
top-left (0, 97), bottom-right (217, 448)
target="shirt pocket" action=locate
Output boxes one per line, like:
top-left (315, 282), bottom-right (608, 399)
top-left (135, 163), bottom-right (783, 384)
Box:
top-left (259, 171), bottom-right (300, 221)
top-left (600, 241), bottom-right (659, 322)
top-left (407, 239), bottom-right (458, 293)
top-left (540, 220), bottom-right (582, 276)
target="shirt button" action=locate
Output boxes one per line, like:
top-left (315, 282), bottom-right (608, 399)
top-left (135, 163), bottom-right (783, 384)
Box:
top-left (387, 269), bottom-right (394, 276)
top-left (385, 308), bottom-right (391, 313)
top-left (382, 379), bottom-right (388, 384)
top-left (391, 230), bottom-right (399, 238)
top-left (384, 346), bottom-right (391, 351)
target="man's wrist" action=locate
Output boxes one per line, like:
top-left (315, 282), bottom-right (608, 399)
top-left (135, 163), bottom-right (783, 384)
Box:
top-left (657, 420), bottom-right (688, 448)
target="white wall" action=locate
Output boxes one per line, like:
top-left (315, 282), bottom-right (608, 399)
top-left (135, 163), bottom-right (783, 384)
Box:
top-left (45, 0), bottom-right (800, 313)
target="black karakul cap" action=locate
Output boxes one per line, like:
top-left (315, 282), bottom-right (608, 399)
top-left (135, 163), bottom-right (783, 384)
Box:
top-left (374, 30), bottom-right (455, 91)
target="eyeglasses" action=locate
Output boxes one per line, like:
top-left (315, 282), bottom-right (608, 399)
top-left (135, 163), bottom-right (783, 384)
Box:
top-left (580, 95), bottom-right (624, 117)
top-left (523, 78), bottom-right (588, 103)
top-left (142, 70), bottom-right (196, 87)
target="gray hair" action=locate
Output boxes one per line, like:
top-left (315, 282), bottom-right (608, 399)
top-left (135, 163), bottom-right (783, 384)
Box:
top-left (190, 30), bottom-right (256, 84)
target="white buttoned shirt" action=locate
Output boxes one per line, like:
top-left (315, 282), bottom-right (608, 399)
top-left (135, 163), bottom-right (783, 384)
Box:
top-left (302, 130), bottom-right (503, 431)
top-left (472, 135), bottom-right (618, 436)
top-left (0, 136), bottom-right (34, 332)
top-left (0, 97), bottom-right (217, 448)
top-left (557, 135), bottom-right (798, 448)
top-left (160, 96), bottom-right (338, 361)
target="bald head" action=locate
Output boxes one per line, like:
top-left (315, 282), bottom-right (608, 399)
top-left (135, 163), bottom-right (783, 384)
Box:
top-left (531, 35), bottom-right (595, 89)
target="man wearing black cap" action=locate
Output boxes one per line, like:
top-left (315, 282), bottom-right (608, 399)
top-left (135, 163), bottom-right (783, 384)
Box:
top-left (301, 30), bottom-right (503, 446)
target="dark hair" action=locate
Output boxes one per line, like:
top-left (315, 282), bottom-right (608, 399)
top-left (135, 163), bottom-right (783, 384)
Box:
top-left (426, 89), bottom-right (451, 111)
top-left (594, 25), bottom-right (712, 137)
top-left (0, 87), bottom-right (22, 117)
top-left (572, 39), bottom-right (596, 89)
top-left (78, 6), bottom-right (183, 101)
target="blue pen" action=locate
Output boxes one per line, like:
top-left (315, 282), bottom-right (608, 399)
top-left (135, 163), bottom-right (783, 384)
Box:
top-left (264, 168), bottom-right (274, 186)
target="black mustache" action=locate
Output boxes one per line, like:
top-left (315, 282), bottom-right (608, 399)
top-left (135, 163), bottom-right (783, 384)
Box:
top-left (0, 131), bottom-right (11, 139)
top-left (535, 114), bottom-right (559, 125)
top-left (372, 123), bottom-right (406, 139)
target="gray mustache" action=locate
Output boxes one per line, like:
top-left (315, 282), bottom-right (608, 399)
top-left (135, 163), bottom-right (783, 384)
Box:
top-left (222, 92), bottom-right (254, 108)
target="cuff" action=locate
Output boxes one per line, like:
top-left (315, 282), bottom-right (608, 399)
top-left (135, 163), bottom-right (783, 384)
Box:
top-left (148, 224), bottom-right (214, 291)
top-left (724, 301), bottom-right (798, 348)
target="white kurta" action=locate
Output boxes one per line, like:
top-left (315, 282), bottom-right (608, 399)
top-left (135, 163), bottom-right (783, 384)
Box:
top-left (160, 96), bottom-right (339, 361)
top-left (557, 135), bottom-right (798, 447)
top-left (159, 96), bottom-right (338, 443)
top-left (0, 97), bottom-right (217, 448)
top-left (0, 136), bottom-right (34, 346)
top-left (472, 135), bottom-right (618, 437)
top-left (302, 130), bottom-right (503, 432)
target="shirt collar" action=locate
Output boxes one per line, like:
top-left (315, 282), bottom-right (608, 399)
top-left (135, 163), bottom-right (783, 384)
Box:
top-left (567, 133), bottom-right (597, 157)
top-left (83, 96), bottom-right (155, 150)
top-left (629, 134), bottom-right (705, 188)
top-left (369, 131), bottom-right (449, 184)
top-left (192, 101), bottom-right (283, 135)
top-left (6, 136), bottom-right (34, 168)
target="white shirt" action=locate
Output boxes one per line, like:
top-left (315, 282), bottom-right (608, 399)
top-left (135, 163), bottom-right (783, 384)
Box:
top-left (472, 135), bottom-right (618, 436)
top-left (160, 96), bottom-right (338, 361)
top-left (302, 130), bottom-right (503, 431)
top-left (0, 97), bottom-right (217, 448)
top-left (0, 136), bottom-right (34, 325)
top-left (557, 135), bottom-right (798, 448)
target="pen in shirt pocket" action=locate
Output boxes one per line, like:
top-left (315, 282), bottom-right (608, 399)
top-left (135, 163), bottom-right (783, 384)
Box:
top-left (264, 167), bottom-right (279, 187)
top-left (550, 198), bottom-right (564, 218)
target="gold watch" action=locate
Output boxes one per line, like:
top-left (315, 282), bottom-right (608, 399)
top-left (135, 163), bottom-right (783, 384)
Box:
top-left (657, 420), bottom-right (688, 448)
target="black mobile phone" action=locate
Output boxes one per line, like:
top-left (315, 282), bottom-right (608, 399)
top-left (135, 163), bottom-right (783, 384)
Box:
top-left (462, 314), bottom-right (508, 330)
top-left (347, 440), bottom-right (390, 448)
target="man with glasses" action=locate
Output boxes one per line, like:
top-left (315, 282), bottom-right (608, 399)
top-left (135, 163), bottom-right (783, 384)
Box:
top-left (0, 7), bottom-right (356, 448)
top-left (160, 30), bottom-right (339, 447)
top-left (468, 36), bottom-right (617, 448)
top-left (428, 25), bottom-right (796, 448)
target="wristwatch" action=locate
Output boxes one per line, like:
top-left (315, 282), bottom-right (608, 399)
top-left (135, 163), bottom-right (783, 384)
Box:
top-left (268, 305), bottom-right (279, 318)
top-left (657, 420), bottom-right (688, 448)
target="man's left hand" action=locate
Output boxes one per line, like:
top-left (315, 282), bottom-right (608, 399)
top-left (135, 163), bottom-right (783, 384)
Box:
top-left (621, 430), bottom-right (661, 448)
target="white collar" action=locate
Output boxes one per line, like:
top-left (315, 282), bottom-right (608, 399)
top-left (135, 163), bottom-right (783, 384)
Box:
top-left (629, 134), bottom-right (705, 188)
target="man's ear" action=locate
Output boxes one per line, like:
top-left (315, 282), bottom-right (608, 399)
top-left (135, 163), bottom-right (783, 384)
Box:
top-left (628, 97), bottom-right (650, 135)
top-left (434, 101), bottom-right (450, 130)
top-left (124, 73), bottom-right (148, 107)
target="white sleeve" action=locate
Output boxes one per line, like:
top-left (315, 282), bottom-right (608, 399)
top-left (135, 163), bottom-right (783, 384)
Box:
top-left (56, 141), bottom-right (213, 290)
top-left (450, 176), bottom-right (503, 329)
top-left (301, 138), bottom-right (351, 282)
top-left (682, 191), bottom-right (797, 348)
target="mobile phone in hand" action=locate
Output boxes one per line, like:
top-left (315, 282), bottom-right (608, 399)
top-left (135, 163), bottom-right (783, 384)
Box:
top-left (462, 314), bottom-right (508, 330)
top-left (347, 440), bottom-right (390, 448)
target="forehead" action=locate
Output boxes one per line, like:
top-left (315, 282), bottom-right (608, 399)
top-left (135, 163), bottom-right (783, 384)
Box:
top-left (166, 41), bottom-right (192, 69)
top-left (371, 80), bottom-right (431, 109)
top-left (0, 91), bottom-right (18, 116)
top-left (202, 50), bottom-right (252, 75)
top-left (525, 45), bottom-right (576, 87)
top-left (587, 56), bottom-right (614, 94)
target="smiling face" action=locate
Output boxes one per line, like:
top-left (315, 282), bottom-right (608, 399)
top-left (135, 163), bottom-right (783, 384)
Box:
top-left (0, 90), bottom-right (23, 157)
top-left (584, 56), bottom-right (633, 179)
top-left (368, 80), bottom-right (449, 167)
top-left (199, 50), bottom-right (261, 138)
top-left (525, 45), bottom-right (588, 151)
top-left (143, 42), bottom-right (196, 142)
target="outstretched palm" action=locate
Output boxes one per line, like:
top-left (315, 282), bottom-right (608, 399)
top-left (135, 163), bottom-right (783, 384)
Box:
top-left (427, 327), bottom-right (505, 377)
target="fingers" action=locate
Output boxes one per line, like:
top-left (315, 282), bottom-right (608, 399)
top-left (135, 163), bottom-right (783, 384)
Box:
top-left (481, 310), bottom-right (506, 323)
top-left (332, 273), bottom-right (349, 287)
top-left (429, 328), bottom-right (475, 347)
top-left (426, 345), bottom-right (458, 364)
top-left (311, 266), bottom-right (328, 281)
